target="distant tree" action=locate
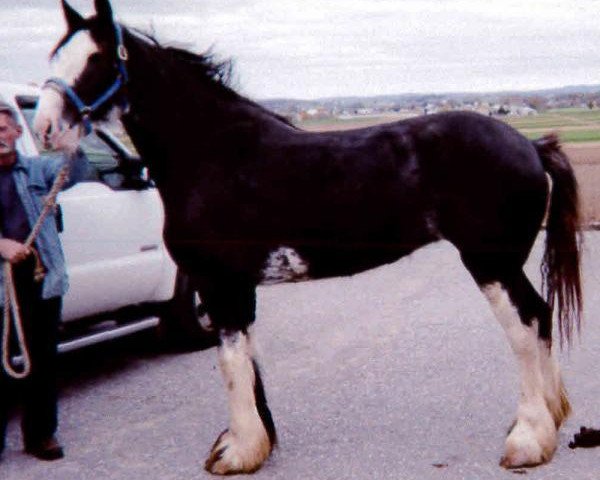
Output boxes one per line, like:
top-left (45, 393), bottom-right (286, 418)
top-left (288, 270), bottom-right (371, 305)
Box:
top-left (497, 105), bottom-right (510, 115)
top-left (525, 96), bottom-right (548, 113)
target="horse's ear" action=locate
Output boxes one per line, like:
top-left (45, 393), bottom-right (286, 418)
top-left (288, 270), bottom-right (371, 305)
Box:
top-left (94, 0), bottom-right (114, 22)
top-left (61, 0), bottom-right (84, 30)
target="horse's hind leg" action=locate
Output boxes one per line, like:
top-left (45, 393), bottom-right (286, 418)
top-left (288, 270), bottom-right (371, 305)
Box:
top-left (462, 254), bottom-right (569, 468)
top-left (199, 279), bottom-right (276, 475)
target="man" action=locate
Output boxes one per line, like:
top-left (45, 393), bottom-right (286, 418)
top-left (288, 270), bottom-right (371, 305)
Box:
top-left (0, 100), bottom-right (87, 461)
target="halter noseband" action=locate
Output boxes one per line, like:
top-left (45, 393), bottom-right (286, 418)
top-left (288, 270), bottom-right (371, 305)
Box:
top-left (43, 23), bottom-right (129, 136)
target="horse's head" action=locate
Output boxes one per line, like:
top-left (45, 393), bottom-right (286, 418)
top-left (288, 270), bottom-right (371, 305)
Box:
top-left (34, 0), bottom-right (127, 144)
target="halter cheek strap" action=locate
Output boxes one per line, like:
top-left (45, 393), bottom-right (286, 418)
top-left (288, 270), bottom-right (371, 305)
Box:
top-left (43, 23), bottom-right (129, 136)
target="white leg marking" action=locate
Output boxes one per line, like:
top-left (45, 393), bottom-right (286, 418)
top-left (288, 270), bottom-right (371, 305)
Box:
top-left (538, 339), bottom-right (571, 428)
top-left (481, 282), bottom-right (557, 468)
top-left (206, 330), bottom-right (272, 475)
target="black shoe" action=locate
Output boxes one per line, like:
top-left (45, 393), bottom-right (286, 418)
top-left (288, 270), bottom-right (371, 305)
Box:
top-left (24, 437), bottom-right (64, 461)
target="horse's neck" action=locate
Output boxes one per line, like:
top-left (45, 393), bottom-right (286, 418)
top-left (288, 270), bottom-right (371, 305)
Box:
top-left (122, 80), bottom-right (257, 175)
top-left (124, 38), bottom-right (248, 127)
top-left (125, 74), bottom-right (257, 147)
top-left (120, 34), bottom-right (287, 191)
top-left (119, 46), bottom-right (214, 172)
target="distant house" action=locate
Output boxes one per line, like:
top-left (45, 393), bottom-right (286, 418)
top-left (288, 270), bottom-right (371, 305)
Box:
top-left (301, 107), bottom-right (330, 120)
top-left (424, 104), bottom-right (438, 115)
top-left (489, 104), bottom-right (538, 117)
top-left (514, 106), bottom-right (538, 116)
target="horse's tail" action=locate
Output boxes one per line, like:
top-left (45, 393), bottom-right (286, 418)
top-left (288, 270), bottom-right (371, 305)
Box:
top-left (534, 133), bottom-right (583, 346)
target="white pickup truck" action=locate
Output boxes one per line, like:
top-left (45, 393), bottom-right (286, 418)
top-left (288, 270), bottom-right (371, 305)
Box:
top-left (1, 82), bottom-right (215, 352)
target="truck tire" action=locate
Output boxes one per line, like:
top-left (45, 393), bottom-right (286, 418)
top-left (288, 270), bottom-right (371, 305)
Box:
top-left (159, 271), bottom-right (219, 351)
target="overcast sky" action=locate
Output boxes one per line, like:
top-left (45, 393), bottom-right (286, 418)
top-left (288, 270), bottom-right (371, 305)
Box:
top-left (1, 0), bottom-right (600, 100)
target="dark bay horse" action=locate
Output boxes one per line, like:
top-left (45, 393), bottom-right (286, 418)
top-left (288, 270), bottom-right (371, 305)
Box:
top-left (34, 0), bottom-right (582, 474)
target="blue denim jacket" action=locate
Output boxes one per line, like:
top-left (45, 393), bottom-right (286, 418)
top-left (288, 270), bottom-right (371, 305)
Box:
top-left (0, 151), bottom-right (89, 302)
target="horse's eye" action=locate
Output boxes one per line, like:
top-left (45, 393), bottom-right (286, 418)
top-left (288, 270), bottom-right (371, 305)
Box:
top-left (88, 52), bottom-right (102, 65)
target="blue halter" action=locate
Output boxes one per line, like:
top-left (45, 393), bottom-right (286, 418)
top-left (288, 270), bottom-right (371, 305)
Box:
top-left (44, 24), bottom-right (129, 136)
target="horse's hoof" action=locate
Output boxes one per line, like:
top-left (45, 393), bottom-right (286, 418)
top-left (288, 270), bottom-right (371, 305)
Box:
top-left (500, 415), bottom-right (556, 469)
top-left (205, 429), bottom-right (272, 475)
top-left (500, 435), bottom-right (546, 469)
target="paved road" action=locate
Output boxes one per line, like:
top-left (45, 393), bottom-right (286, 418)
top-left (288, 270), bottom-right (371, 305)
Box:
top-left (3, 233), bottom-right (600, 480)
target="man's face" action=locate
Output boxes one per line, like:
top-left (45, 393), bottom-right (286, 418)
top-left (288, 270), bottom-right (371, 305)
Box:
top-left (0, 112), bottom-right (23, 159)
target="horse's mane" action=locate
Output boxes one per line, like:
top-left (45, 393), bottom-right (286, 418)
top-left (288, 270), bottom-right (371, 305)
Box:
top-left (127, 27), bottom-right (295, 128)
top-left (129, 28), bottom-right (233, 86)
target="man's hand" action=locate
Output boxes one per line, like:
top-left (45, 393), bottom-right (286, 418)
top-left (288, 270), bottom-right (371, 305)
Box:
top-left (0, 239), bottom-right (32, 264)
top-left (48, 124), bottom-right (82, 155)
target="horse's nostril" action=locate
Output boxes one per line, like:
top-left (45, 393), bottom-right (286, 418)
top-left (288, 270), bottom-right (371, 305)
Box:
top-left (42, 126), bottom-right (53, 149)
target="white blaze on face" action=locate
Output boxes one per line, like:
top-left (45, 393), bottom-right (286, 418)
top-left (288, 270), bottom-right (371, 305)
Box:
top-left (33, 30), bottom-right (99, 139)
top-left (33, 88), bottom-right (66, 140)
top-left (51, 30), bottom-right (99, 84)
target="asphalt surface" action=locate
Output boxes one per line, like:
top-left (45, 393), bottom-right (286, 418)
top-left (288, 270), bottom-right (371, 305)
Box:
top-left (2, 233), bottom-right (600, 480)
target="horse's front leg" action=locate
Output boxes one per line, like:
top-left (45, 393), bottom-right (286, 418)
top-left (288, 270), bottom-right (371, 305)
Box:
top-left (203, 283), bottom-right (276, 475)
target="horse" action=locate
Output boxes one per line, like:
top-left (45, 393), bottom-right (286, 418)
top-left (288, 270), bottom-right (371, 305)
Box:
top-left (34, 0), bottom-right (582, 474)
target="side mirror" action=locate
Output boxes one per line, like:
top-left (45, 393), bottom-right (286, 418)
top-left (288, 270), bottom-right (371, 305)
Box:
top-left (120, 160), bottom-right (152, 190)
top-left (93, 127), bottom-right (151, 190)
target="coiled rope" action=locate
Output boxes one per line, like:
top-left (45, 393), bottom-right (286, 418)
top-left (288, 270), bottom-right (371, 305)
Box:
top-left (2, 158), bottom-right (72, 379)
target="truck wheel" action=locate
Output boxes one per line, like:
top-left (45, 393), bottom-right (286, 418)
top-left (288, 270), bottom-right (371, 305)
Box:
top-left (159, 271), bottom-right (219, 351)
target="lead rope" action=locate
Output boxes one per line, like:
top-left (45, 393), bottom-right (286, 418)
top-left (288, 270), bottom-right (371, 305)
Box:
top-left (2, 156), bottom-right (72, 379)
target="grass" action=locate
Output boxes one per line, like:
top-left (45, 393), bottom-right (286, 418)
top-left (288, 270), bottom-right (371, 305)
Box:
top-left (506, 118), bottom-right (585, 129)
top-left (504, 108), bottom-right (600, 143)
top-left (523, 129), bottom-right (600, 143)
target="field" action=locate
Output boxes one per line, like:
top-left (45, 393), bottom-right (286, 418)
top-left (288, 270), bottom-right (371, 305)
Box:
top-left (298, 109), bottom-right (600, 226)
top-left (505, 108), bottom-right (600, 143)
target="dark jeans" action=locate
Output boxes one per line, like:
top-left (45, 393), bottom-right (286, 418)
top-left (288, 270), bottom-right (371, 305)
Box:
top-left (0, 258), bottom-right (62, 451)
